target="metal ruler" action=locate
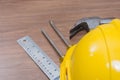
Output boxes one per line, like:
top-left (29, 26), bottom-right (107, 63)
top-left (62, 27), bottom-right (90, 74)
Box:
top-left (17, 36), bottom-right (60, 80)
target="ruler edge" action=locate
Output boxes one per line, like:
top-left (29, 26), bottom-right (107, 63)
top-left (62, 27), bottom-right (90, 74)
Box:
top-left (17, 36), bottom-right (60, 80)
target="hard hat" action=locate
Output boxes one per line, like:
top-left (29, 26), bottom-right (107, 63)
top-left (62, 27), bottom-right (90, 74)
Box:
top-left (60, 19), bottom-right (120, 80)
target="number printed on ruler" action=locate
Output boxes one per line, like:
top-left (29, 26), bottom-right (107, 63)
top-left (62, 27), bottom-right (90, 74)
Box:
top-left (17, 36), bottom-right (60, 80)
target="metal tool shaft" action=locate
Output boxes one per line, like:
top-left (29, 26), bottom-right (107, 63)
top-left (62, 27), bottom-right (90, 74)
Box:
top-left (41, 29), bottom-right (63, 58)
top-left (49, 20), bottom-right (71, 48)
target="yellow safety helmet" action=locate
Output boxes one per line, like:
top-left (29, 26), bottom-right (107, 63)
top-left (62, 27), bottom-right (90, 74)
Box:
top-left (60, 19), bottom-right (120, 80)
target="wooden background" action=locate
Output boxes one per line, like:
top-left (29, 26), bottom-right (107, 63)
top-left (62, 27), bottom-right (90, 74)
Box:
top-left (0, 0), bottom-right (120, 80)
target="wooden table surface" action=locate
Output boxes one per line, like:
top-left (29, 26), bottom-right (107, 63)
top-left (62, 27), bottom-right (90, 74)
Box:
top-left (0, 0), bottom-right (120, 80)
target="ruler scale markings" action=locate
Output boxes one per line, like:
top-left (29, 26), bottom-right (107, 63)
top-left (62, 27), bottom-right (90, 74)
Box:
top-left (17, 36), bottom-right (60, 80)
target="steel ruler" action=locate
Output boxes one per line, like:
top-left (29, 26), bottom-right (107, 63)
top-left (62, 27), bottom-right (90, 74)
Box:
top-left (17, 36), bottom-right (60, 80)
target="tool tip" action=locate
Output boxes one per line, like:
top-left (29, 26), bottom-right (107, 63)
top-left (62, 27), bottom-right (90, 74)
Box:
top-left (49, 20), bottom-right (54, 24)
top-left (41, 29), bottom-right (46, 35)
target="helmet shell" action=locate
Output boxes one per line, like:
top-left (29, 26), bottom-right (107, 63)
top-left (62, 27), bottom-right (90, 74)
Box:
top-left (60, 19), bottom-right (120, 80)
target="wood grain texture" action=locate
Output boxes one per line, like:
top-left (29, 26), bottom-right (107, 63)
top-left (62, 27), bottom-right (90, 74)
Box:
top-left (0, 0), bottom-right (120, 80)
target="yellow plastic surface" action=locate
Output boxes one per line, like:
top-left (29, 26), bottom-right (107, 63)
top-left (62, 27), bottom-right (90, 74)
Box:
top-left (60, 19), bottom-right (120, 80)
